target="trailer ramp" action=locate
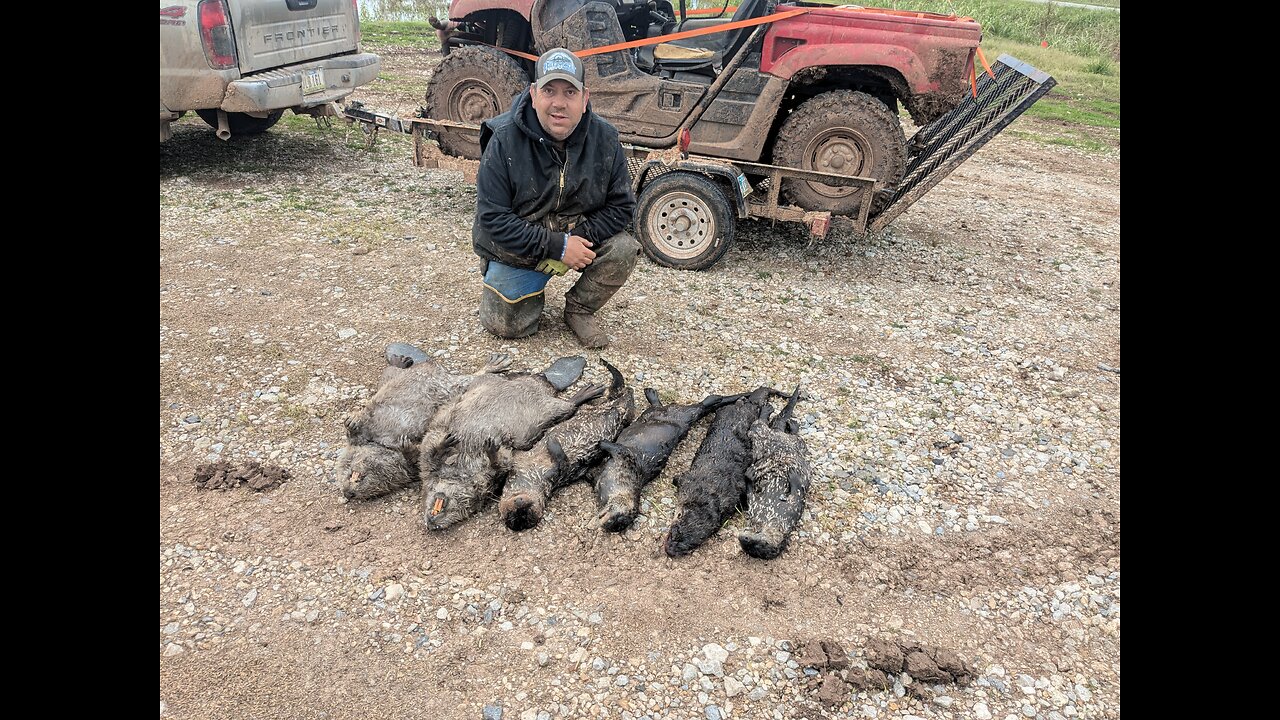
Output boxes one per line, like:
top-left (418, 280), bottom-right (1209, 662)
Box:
top-left (870, 54), bottom-right (1058, 232)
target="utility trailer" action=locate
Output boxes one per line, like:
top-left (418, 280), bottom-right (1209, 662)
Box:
top-left (344, 53), bottom-right (1054, 270)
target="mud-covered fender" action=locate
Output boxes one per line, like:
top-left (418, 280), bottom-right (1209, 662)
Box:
top-left (449, 0), bottom-right (535, 21)
top-left (760, 41), bottom-right (972, 97)
top-left (634, 159), bottom-right (750, 219)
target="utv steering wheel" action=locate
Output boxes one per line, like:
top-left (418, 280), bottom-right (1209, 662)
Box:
top-left (648, 1), bottom-right (676, 24)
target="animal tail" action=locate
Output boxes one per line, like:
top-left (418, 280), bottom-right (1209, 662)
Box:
top-left (772, 385), bottom-right (802, 433)
top-left (601, 358), bottom-right (625, 398)
top-left (699, 391), bottom-right (751, 413)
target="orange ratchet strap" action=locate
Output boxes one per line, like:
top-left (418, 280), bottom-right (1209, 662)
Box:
top-left (976, 46), bottom-right (995, 78)
top-left (489, 45), bottom-right (540, 62)
top-left (576, 8), bottom-right (810, 57)
top-left (969, 46), bottom-right (996, 97)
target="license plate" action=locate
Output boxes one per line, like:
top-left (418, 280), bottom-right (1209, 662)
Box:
top-left (736, 172), bottom-right (753, 198)
top-left (302, 68), bottom-right (325, 95)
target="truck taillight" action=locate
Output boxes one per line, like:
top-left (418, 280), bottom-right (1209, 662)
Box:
top-left (352, 0), bottom-right (362, 46)
top-left (198, 0), bottom-right (237, 70)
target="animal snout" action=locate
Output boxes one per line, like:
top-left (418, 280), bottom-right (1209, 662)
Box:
top-left (341, 472), bottom-right (361, 500)
top-left (738, 529), bottom-right (783, 560)
top-left (501, 493), bottom-right (544, 532)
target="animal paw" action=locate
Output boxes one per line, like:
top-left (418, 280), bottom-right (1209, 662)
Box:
top-left (483, 353), bottom-right (512, 374)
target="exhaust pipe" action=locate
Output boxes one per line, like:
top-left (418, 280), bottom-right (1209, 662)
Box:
top-left (214, 109), bottom-right (231, 141)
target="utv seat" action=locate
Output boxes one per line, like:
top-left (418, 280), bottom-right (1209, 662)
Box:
top-left (644, 0), bottom-right (769, 74)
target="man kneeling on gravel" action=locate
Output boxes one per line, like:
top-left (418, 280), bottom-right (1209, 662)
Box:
top-left (472, 48), bottom-right (639, 349)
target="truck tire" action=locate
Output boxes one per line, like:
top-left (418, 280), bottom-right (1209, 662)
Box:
top-left (772, 91), bottom-right (906, 216)
top-left (423, 46), bottom-right (530, 159)
top-left (636, 172), bottom-right (735, 271)
top-left (195, 109), bottom-right (285, 136)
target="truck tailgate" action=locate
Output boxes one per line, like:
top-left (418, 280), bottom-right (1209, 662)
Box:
top-left (230, 0), bottom-right (360, 73)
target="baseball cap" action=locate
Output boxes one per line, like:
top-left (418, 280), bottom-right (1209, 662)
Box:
top-left (535, 48), bottom-right (585, 91)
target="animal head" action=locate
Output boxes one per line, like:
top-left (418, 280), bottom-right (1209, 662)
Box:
top-left (663, 498), bottom-right (724, 557)
top-left (422, 442), bottom-right (512, 530)
top-left (498, 486), bottom-right (548, 531)
top-left (738, 527), bottom-right (787, 560)
top-left (337, 441), bottom-right (417, 501)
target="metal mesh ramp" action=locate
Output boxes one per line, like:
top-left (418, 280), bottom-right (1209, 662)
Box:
top-left (870, 54), bottom-right (1057, 232)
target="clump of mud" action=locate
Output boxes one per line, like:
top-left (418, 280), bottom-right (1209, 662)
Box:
top-left (798, 636), bottom-right (974, 705)
top-left (192, 460), bottom-right (291, 491)
top-left (862, 636), bottom-right (974, 686)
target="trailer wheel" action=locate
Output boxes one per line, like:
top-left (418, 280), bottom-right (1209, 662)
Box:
top-left (772, 90), bottom-right (906, 215)
top-left (195, 109), bottom-right (284, 136)
top-left (423, 47), bottom-right (530, 159)
top-left (636, 172), bottom-right (735, 271)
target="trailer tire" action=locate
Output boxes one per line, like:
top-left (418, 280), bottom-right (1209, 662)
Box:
top-left (424, 47), bottom-right (530, 159)
top-left (195, 109), bottom-right (285, 136)
top-left (772, 90), bottom-right (906, 216)
top-left (636, 172), bottom-right (735, 271)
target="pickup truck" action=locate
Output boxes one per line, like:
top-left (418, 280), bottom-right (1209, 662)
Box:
top-left (160, 0), bottom-right (381, 141)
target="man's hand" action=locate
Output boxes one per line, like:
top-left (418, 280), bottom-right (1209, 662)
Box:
top-left (562, 234), bottom-right (596, 271)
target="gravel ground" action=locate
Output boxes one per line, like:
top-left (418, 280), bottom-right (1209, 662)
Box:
top-left (160, 45), bottom-right (1119, 720)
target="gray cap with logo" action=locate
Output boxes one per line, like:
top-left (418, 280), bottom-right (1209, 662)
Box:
top-left (534, 48), bottom-right (585, 90)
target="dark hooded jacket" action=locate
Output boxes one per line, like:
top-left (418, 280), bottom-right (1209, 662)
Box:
top-left (473, 90), bottom-right (636, 269)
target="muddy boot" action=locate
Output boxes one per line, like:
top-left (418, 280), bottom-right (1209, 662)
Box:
top-left (479, 285), bottom-right (544, 339)
top-left (563, 231), bottom-right (639, 349)
top-left (563, 307), bottom-right (609, 349)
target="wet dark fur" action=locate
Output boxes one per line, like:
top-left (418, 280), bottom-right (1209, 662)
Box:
top-left (500, 360), bottom-right (636, 531)
top-left (663, 386), bottom-right (777, 557)
top-left (593, 389), bottom-right (749, 533)
top-left (739, 387), bottom-right (811, 559)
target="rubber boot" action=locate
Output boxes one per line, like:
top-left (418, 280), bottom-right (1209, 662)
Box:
top-left (563, 232), bottom-right (639, 348)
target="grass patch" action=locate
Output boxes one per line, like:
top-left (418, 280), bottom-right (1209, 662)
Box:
top-left (862, 0), bottom-right (1120, 60)
top-left (1026, 97), bottom-right (1119, 129)
top-left (361, 19), bottom-right (441, 50)
top-left (1084, 58), bottom-right (1116, 76)
top-left (1045, 132), bottom-right (1111, 153)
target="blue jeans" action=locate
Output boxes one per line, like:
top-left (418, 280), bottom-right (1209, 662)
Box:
top-left (482, 261), bottom-right (553, 303)
top-left (477, 231), bottom-right (640, 339)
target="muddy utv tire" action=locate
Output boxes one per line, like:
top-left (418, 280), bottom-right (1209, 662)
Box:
top-left (772, 90), bottom-right (906, 216)
top-left (423, 46), bottom-right (530, 159)
top-left (195, 109), bottom-right (284, 136)
top-left (636, 172), bottom-right (735, 271)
